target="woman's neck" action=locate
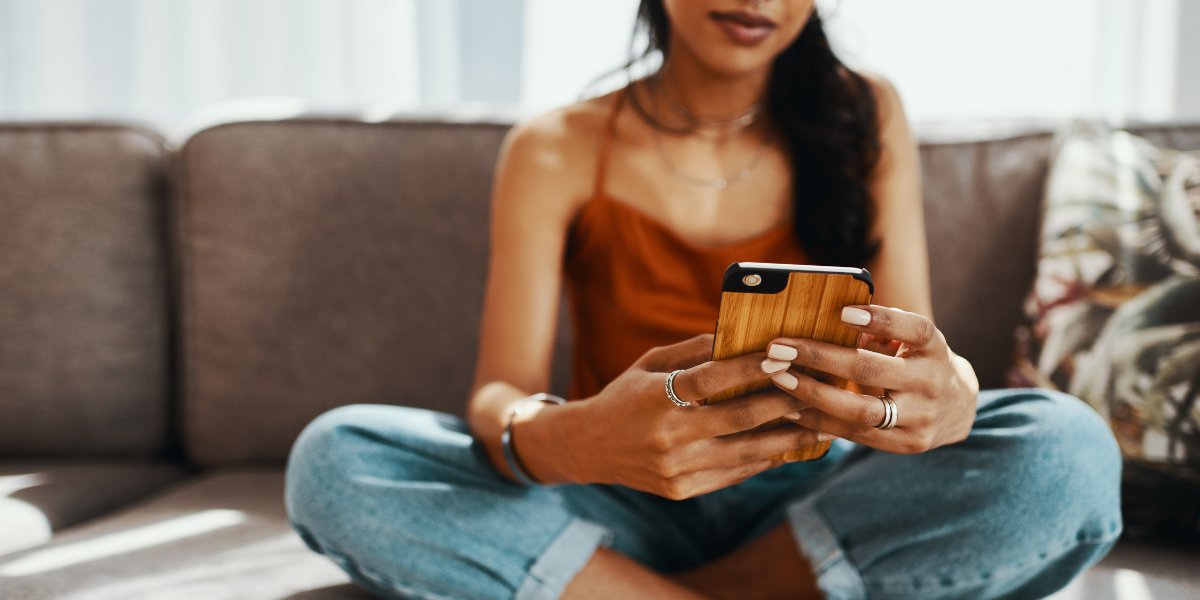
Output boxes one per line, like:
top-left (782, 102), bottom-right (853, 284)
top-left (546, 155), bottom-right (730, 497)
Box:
top-left (657, 47), bottom-right (770, 121)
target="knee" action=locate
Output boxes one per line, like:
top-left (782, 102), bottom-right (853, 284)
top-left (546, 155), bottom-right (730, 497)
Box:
top-left (285, 404), bottom-right (474, 527)
top-left (285, 405), bottom-right (378, 517)
top-left (977, 389), bottom-right (1123, 539)
top-left (288, 405), bottom-right (378, 474)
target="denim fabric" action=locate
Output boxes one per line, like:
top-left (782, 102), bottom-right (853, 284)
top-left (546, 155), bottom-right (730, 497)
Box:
top-left (285, 389), bottom-right (1122, 600)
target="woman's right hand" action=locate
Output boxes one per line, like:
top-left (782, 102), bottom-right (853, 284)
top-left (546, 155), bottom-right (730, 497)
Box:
top-left (517, 334), bottom-right (829, 500)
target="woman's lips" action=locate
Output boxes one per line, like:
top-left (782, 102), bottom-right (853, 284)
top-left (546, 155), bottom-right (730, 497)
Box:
top-left (710, 11), bottom-right (776, 45)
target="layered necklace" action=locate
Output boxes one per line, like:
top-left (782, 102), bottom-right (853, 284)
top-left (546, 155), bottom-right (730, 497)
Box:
top-left (628, 75), bottom-right (769, 190)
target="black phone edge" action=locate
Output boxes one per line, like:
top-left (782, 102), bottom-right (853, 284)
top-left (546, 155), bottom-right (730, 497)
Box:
top-left (720, 262), bottom-right (874, 295)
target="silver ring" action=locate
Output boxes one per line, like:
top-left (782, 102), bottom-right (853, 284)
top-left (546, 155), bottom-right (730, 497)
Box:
top-left (665, 370), bottom-right (690, 407)
top-left (875, 394), bottom-right (897, 430)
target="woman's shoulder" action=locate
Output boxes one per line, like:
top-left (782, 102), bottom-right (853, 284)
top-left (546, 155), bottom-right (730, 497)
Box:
top-left (501, 92), bottom-right (620, 177)
top-left (491, 92), bottom-right (623, 225)
top-left (855, 72), bottom-right (905, 127)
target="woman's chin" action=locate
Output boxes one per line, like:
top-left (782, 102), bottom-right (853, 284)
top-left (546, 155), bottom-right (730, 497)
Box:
top-left (689, 50), bottom-right (779, 79)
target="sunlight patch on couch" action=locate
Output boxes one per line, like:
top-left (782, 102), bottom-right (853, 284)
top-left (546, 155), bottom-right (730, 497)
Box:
top-left (0, 509), bottom-right (245, 576)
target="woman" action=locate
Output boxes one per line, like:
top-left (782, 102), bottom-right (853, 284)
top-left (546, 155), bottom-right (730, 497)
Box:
top-left (285, 1), bottom-right (1122, 599)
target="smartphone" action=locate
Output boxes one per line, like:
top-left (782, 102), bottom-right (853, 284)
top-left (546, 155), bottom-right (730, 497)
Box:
top-left (707, 262), bottom-right (874, 461)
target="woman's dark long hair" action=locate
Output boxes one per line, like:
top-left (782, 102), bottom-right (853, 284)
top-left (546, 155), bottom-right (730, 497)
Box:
top-left (632, 1), bottom-right (881, 266)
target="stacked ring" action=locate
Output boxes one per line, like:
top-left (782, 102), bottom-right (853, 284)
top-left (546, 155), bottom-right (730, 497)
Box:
top-left (665, 370), bottom-right (690, 407)
top-left (875, 394), bottom-right (898, 430)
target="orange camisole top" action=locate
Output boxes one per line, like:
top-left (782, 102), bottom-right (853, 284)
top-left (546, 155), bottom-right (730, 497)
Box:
top-left (563, 91), bottom-right (810, 399)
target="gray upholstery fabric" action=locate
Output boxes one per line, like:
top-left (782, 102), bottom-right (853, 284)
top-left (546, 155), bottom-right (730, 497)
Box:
top-left (1128, 122), bottom-right (1200, 151)
top-left (1128, 122), bottom-right (1200, 152)
top-left (918, 133), bottom-right (1055, 389)
top-left (0, 123), bottom-right (171, 456)
top-left (176, 120), bottom-right (516, 465)
top-left (0, 460), bottom-right (185, 556)
top-left (0, 469), bottom-right (362, 600)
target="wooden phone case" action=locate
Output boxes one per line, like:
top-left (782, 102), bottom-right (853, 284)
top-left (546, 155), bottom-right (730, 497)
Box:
top-left (707, 263), bottom-right (873, 461)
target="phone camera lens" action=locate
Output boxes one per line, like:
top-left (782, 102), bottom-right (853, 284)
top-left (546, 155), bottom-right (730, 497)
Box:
top-left (743, 274), bottom-right (762, 286)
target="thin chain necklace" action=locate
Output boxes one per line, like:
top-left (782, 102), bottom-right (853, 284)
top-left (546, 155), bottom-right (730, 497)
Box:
top-left (653, 126), bottom-right (769, 189)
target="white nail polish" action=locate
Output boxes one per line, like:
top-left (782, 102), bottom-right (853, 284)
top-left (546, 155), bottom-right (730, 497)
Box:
top-left (772, 371), bottom-right (798, 390)
top-left (817, 432), bottom-right (836, 442)
top-left (783, 411), bottom-right (802, 421)
top-left (841, 307), bottom-right (871, 326)
top-left (761, 358), bottom-right (790, 374)
top-left (767, 344), bottom-right (798, 361)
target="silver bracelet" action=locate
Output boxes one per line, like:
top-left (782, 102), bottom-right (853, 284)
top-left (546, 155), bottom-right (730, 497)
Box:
top-left (501, 393), bottom-right (566, 486)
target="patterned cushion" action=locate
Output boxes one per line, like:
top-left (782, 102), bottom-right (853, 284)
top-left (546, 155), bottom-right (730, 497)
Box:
top-left (1010, 122), bottom-right (1200, 470)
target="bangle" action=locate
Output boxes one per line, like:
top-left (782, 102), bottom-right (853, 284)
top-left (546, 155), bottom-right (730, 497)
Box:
top-left (502, 393), bottom-right (566, 486)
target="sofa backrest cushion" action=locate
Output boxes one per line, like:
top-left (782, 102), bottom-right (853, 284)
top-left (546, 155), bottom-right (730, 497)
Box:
top-left (918, 132), bottom-right (1055, 390)
top-left (1127, 123), bottom-right (1200, 152)
top-left (0, 124), bottom-right (170, 457)
top-left (176, 119), bottom-right (515, 465)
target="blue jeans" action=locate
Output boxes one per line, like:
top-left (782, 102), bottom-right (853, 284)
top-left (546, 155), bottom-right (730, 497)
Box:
top-left (285, 389), bottom-right (1122, 600)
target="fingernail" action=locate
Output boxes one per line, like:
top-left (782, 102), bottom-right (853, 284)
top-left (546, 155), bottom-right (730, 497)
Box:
top-left (761, 358), bottom-right (790, 374)
top-left (817, 432), bottom-right (836, 442)
top-left (842, 307), bottom-right (871, 326)
top-left (772, 371), bottom-right (798, 390)
top-left (783, 411), bottom-right (802, 421)
top-left (767, 344), bottom-right (798, 361)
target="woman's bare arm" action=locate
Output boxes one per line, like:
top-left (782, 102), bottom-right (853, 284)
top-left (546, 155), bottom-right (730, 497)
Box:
top-left (467, 105), bottom-right (599, 480)
top-left (862, 75), bottom-right (933, 320)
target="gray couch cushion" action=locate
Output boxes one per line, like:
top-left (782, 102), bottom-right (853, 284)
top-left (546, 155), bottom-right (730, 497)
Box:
top-left (0, 460), bottom-right (185, 556)
top-left (919, 132), bottom-right (1055, 389)
top-left (176, 119), bottom-right (512, 465)
top-left (1128, 122), bottom-right (1200, 152)
top-left (0, 469), bottom-right (364, 600)
top-left (0, 123), bottom-right (171, 457)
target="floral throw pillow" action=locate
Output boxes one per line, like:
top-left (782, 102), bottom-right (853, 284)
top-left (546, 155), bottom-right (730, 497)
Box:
top-left (1009, 122), bottom-right (1200, 471)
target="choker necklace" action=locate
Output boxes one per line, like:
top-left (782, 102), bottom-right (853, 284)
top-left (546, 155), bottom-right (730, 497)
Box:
top-left (658, 76), bottom-right (760, 136)
top-left (627, 77), bottom-right (761, 137)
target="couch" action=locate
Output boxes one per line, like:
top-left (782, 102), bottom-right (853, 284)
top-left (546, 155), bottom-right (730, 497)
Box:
top-left (1, 115), bottom-right (1197, 600)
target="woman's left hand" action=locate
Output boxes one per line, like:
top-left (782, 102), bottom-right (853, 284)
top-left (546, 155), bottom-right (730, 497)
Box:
top-left (767, 305), bottom-right (979, 454)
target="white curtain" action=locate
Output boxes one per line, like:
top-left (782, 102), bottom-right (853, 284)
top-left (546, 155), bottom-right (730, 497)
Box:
top-left (519, 0), bottom-right (1197, 122)
top-left (520, 0), bottom-right (640, 115)
top-left (0, 0), bottom-right (423, 132)
top-left (820, 0), bottom-right (1187, 122)
top-left (0, 0), bottom-right (1195, 133)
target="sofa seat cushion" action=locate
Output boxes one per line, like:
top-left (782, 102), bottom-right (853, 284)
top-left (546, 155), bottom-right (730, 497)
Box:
top-left (0, 468), bottom-right (369, 600)
top-left (0, 460), bottom-right (185, 556)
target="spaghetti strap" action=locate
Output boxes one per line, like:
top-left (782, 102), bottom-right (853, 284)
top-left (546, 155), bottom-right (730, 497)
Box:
top-left (593, 90), bottom-right (626, 199)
